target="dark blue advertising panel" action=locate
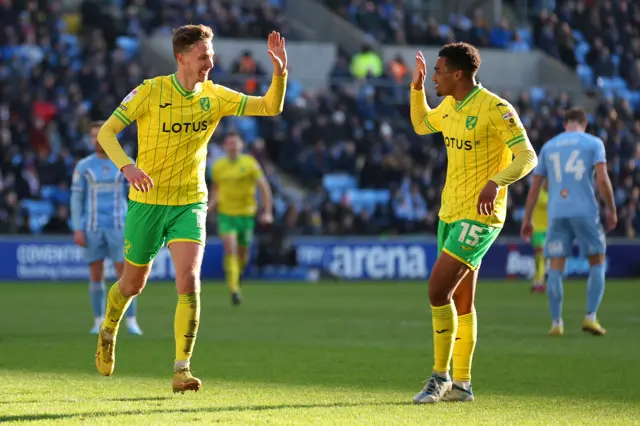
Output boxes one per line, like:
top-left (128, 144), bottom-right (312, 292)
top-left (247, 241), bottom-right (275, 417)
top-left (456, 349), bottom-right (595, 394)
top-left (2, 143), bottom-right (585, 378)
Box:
top-left (0, 237), bottom-right (637, 281)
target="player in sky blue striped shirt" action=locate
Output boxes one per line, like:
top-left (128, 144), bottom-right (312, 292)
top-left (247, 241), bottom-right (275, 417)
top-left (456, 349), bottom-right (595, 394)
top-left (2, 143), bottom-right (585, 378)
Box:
top-left (522, 108), bottom-right (617, 337)
top-left (70, 121), bottom-right (142, 335)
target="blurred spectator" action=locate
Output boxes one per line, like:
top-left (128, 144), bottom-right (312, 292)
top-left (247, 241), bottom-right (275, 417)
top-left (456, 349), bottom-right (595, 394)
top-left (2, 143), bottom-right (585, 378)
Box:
top-left (350, 44), bottom-right (383, 79)
top-left (42, 204), bottom-right (71, 234)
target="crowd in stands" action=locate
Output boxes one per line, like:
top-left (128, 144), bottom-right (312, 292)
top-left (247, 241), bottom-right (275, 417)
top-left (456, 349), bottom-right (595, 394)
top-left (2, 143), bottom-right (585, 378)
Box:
top-left (322, 0), bottom-right (531, 51)
top-left (1, 0), bottom-right (639, 239)
top-left (532, 0), bottom-right (640, 92)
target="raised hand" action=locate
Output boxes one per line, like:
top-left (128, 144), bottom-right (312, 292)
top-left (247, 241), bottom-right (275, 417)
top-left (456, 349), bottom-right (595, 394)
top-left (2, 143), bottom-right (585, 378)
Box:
top-left (122, 164), bottom-right (154, 193)
top-left (267, 31), bottom-right (287, 76)
top-left (412, 51), bottom-right (427, 90)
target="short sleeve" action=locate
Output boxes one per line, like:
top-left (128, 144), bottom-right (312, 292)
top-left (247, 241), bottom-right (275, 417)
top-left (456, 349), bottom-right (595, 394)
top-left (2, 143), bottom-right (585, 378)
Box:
top-left (593, 138), bottom-right (606, 165)
top-left (71, 163), bottom-right (86, 193)
top-left (214, 85), bottom-right (249, 117)
top-left (490, 100), bottom-right (529, 149)
top-left (112, 79), bottom-right (152, 126)
top-left (533, 147), bottom-right (547, 177)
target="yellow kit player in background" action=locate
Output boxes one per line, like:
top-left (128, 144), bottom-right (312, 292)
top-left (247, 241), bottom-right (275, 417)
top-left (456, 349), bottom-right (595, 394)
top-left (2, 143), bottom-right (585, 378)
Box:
top-left (530, 181), bottom-right (549, 293)
top-left (94, 25), bottom-right (288, 393)
top-left (208, 132), bottom-right (273, 306)
top-left (409, 43), bottom-right (537, 403)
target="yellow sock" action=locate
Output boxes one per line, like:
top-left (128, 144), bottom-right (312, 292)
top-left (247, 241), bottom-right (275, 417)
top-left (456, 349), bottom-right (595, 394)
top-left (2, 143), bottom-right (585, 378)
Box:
top-left (175, 292), bottom-right (200, 362)
top-left (225, 255), bottom-right (240, 293)
top-left (102, 282), bottom-right (132, 335)
top-left (431, 302), bottom-right (457, 374)
top-left (452, 310), bottom-right (477, 382)
top-left (534, 251), bottom-right (546, 282)
top-left (237, 256), bottom-right (248, 276)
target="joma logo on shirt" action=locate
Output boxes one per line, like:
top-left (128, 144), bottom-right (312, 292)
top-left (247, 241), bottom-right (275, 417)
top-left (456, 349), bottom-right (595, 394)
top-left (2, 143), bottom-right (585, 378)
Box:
top-left (161, 121), bottom-right (209, 133)
top-left (444, 137), bottom-right (473, 151)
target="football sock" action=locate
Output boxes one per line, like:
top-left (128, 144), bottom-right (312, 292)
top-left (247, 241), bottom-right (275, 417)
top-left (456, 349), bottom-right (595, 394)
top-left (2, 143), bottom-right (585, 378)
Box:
top-left (90, 280), bottom-right (106, 320)
top-left (431, 302), bottom-right (457, 376)
top-left (102, 282), bottom-right (133, 335)
top-left (175, 292), bottom-right (200, 363)
top-left (452, 310), bottom-right (477, 383)
top-left (125, 296), bottom-right (137, 318)
top-left (534, 251), bottom-right (546, 283)
top-left (546, 269), bottom-right (564, 322)
top-left (237, 255), bottom-right (249, 276)
top-left (225, 255), bottom-right (240, 293)
top-left (586, 263), bottom-right (606, 317)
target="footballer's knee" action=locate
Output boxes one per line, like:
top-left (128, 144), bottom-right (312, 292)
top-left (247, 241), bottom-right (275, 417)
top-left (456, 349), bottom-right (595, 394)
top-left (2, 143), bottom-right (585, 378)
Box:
top-left (428, 253), bottom-right (470, 306)
top-left (588, 253), bottom-right (606, 266)
top-left (176, 268), bottom-right (200, 294)
top-left (221, 235), bottom-right (238, 256)
top-left (120, 261), bottom-right (150, 297)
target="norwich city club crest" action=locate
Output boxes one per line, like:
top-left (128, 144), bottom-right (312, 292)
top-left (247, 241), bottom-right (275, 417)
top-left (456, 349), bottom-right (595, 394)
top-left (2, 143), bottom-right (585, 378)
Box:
top-left (466, 116), bottom-right (478, 130)
top-left (124, 239), bottom-right (132, 255)
top-left (200, 98), bottom-right (210, 111)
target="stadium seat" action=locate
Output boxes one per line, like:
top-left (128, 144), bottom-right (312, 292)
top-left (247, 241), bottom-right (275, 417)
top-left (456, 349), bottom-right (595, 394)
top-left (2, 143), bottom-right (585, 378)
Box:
top-left (439, 24), bottom-right (451, 39)
top-left (516, 28), bottom-right (532, 46)
top-left (40, 185), bottom-right (56, 201)
top-left (611, 54), bottom-right (620, 75)
top-left (323, 173), bottom-right (357, 192)
top-left (530, 87), bottom-right (546, 107)
top-left (574, 42), bottom-right (590, 65)
top-left (597, 77), bottom-right (627, 93)
top-left (577, 65), bottom-right (594, 87)
top-left (21, 200), bottom-right (54, 233)
top-left (572, 30), bottom-right (585, 43)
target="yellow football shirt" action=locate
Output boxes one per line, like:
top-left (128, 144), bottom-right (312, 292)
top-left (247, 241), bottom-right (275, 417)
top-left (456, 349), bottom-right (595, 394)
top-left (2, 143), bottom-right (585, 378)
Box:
top-left (212, 154), bottom-right (263, 216)
top-left (533, 186), bottom-right (548, 231)
top-left (107, 72), bottom-right (286, 206)
top-left (411, 84), bottom-right (533, 228)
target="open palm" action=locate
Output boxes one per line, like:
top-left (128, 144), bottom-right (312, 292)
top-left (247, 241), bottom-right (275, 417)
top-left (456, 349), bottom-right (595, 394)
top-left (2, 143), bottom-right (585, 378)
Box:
top-left (267, 31), bottom-right (287, 76)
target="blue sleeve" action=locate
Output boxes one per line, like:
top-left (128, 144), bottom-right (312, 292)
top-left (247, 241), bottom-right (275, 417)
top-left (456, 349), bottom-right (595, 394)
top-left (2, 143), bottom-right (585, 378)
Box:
top-left (593, 139), bottom-right (606, 165)
top-left (71, 164), bottom-right (87, 194)
top-left (70, 190), bottom-right (84, 232)
top-left (70, 165), bottom-right (85, 232)
top-left (533, 147), bottom-right (547, 177)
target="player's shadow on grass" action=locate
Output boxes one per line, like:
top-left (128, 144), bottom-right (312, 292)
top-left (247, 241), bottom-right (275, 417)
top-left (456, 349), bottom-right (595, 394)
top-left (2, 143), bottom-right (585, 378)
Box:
top-left (0, 401), bottom-right (414, 423)
top-left (0, 396), bottom-right (172, 406)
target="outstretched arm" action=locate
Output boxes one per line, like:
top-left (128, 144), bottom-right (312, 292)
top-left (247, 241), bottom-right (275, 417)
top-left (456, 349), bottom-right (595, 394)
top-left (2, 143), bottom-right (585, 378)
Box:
top-left (216, 32), bottom-right (287, 117)
top-left (242, 31), bottom-right (288, 116)
top-left (410, 51), bottom-right (442, 135)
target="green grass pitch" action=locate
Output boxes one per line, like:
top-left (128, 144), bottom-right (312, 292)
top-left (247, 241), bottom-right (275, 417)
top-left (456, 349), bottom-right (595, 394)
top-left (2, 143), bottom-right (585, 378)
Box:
top-left (1, 279), bottom-right (639, 425)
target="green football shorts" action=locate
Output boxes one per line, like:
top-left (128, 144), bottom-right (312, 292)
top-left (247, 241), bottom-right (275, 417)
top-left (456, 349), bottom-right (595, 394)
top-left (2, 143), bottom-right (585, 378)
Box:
top-left (532, 231), bottom-right (547, 249)
top-left (437, 219), bottom-right (502, 270)
top-left (217, 213), bottom-right (255, 247)
top-left (123, 200), bottom-right (207, 266)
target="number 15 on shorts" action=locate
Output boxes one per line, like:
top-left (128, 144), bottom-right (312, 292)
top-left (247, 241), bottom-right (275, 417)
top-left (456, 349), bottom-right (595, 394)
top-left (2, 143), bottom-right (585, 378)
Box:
top-left (459, 222), bottom-right (483, 248)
